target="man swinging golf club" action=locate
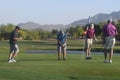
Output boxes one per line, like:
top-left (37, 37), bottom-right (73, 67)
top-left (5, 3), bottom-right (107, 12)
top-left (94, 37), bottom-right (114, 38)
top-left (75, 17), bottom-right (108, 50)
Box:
top-left (8, 26), bottom-right (22, 63)
top-left (84, 23), bottom-right (97, 60)
top-left (57, 30), bottom-right (67, 61)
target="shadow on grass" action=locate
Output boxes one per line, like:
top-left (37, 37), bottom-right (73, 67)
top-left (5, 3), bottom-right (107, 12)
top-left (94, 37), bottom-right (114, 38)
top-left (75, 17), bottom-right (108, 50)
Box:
top-left (0, 59), bottom-right (58, 63)
top-left (19, 59), bottom-right (58, 62)
top-left (69, 76), bottom-right (78, 80)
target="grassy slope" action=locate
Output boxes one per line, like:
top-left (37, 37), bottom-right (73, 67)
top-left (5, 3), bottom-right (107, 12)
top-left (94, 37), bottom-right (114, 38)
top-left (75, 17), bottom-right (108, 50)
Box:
top-left (0, 40), bottom-right (120, 80)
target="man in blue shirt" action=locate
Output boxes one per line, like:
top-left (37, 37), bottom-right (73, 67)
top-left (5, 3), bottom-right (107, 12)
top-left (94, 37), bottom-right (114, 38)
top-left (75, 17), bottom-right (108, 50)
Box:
top-left (57, 30), bottom-right (67, 61)
top-left (8, 26), bottom-right (22, 63)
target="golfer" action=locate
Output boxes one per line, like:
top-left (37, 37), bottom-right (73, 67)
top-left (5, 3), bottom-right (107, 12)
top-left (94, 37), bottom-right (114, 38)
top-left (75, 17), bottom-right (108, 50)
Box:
top-left (85, 23), bottom-right (97, 60)
top-left (102, 19), bottom-right (118, 63)
top-left (57, 30), bottom-right (67, 61)
top-left (8, 26), bottom-right (22, 63)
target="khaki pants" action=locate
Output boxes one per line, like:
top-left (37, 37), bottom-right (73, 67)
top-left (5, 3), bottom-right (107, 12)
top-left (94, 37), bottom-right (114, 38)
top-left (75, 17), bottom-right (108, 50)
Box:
top-left (104, 36), bottom-right (115, 49)
top-left (85, 38), bottom-right (93, 49)
top-left (58, 43), bottom-right (67, 60)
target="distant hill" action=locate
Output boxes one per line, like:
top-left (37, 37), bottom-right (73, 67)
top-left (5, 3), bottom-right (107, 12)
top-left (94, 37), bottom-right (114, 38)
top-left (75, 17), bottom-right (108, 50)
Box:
top-left (18, 22), bottom-right (42, 30)
top-left (18, 22), bottom-right (66, 31)
top-left (68, 10), bottom-right (120, 27)
top-left (18, 10), bottom-right (120, 31)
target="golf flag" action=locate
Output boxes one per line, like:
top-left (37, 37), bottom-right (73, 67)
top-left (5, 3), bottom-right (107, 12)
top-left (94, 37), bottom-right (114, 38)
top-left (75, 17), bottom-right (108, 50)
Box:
top-left (88, 16), bottom-right (91, 24)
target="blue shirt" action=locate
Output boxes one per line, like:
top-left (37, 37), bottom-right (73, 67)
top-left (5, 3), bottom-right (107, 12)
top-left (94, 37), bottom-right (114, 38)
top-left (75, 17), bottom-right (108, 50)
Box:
top-left (9, 30), bottom-right (19, 44)
top-left (57, 33), bottom-right (67, 44)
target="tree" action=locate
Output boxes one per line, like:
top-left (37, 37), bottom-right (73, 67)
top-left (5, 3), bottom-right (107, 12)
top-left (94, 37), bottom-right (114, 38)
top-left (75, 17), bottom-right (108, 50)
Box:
top-left (116, 24), bottom-right (120, 40)
top-left (67, 26), bottom-right (84, 38)
top-left (39, 30), bottom-right (51, 39)
top-left (52, 29), bottom-right (58, 35)
top-left (94, 24), bottom-right (102, 37)
top-left (27, 31), bottom-right (39, 40)
top-left (75, 26), bottom-right (84, 37)
top-left (0, 24), bottom-right (15, 40)
top-left (19, 30), bottom-right (27, 39)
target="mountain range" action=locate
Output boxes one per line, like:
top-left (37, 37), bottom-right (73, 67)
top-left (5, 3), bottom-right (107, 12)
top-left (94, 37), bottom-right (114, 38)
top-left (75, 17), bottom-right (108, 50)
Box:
top-left (69, 11), bottom-right (120, 26)
top-left (18, 22), bottom-right (65, 31)
top-left (18, 10), bottom-right (120, 31)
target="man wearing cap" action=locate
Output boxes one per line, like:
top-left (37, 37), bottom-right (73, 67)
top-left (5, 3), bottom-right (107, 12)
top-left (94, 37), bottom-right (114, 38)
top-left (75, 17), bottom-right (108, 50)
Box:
top-left (102, 19), bottom-right (118, 63)
top-left (57, 30), bottom-right (67, 61)
top-left (8, 26), bottom-right (22, 63)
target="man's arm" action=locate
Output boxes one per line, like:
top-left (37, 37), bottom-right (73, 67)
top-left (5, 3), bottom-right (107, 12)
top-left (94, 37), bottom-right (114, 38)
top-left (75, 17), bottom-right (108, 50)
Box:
top-left (62, 39), bottom-right (67, 47)
top-left (13, 31), bottom-right (22, 41)
top-left (14, 37), bottom-right (22, 41)
top-left (93, 34), bottom-right (97, 41)
top-left (58, 40), bottom-right (63, 47)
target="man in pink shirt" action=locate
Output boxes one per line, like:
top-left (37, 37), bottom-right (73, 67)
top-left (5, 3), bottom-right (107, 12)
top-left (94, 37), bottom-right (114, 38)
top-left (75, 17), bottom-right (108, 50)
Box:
top-left (102, 19), bottom-right (118, 63)
top-left (85, 23), bottom-right (97, 60)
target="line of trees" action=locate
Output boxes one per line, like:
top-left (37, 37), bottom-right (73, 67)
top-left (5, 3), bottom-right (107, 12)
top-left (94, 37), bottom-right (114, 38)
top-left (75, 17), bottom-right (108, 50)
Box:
top-left (0, 20), bottom-right (120, 40)
top-left (66, 20), bottom-right (120, 40)
top-left (0, 24), bottom-right (52, 40)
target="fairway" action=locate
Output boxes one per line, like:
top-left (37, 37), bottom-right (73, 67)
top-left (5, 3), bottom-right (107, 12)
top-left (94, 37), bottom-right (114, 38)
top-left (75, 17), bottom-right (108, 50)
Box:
top-left (0, 40), bottom-right (120, 80)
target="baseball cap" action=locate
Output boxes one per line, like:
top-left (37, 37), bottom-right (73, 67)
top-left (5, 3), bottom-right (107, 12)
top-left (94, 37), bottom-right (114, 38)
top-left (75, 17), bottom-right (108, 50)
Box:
top-left (108, 18), bottom-right (112, 22)
top-left (15, 26), bottom-right (21, 30)
top-left (60, 30), bottom-right (64, 34)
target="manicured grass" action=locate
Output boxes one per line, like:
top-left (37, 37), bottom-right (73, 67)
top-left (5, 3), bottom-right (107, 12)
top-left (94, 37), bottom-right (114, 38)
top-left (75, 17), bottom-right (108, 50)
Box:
top-left (0, 53), bottom-right (120, 80)
top-left (0, 40), bottom-right (120, 80)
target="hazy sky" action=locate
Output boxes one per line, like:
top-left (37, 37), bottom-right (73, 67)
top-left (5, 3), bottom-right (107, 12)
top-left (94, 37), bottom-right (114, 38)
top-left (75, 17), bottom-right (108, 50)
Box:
top-left (0, 0), bottom-right (120, 25)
